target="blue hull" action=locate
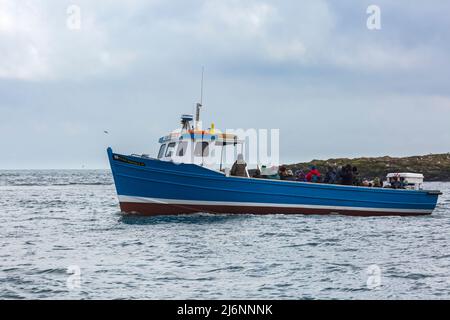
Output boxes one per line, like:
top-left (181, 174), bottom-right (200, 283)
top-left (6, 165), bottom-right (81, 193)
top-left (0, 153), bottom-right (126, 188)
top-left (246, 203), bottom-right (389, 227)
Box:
top-left (107, 148), bottom-right (440, 216)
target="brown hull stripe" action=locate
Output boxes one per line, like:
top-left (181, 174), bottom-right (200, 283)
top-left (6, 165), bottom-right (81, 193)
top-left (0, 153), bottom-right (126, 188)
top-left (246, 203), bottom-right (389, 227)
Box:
top-left (119, 202), bottom-right (431, 217)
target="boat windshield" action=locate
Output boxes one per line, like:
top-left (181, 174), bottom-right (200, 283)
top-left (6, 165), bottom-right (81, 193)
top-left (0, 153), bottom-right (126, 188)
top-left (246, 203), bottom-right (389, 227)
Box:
top-left (177, 141), bottom-right (188, 156)
top-left (194, 142), bottom-right (209, 157)
top-left (157, 144), bottom-right (166, 159)
top-left (165, 142), bottom-right (176, 157)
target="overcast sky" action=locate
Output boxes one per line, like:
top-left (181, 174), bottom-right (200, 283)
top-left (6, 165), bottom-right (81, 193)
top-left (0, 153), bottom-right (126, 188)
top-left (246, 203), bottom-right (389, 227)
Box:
top-left (1, 0), bottom-right (449, 169)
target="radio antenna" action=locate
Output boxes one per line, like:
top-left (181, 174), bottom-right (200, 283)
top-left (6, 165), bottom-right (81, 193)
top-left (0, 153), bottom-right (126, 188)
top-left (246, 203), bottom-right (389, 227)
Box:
top-left (200, 66), bottom-right (204, 105)
top-left (195, 67), bottom-right (204, 129)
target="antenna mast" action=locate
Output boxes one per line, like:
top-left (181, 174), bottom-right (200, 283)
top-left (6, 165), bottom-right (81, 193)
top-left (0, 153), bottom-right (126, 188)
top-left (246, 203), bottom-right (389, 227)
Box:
top-left (200, 66), bottom-right (204, 106)
top-left (195, 67), bottom-right (204, 130)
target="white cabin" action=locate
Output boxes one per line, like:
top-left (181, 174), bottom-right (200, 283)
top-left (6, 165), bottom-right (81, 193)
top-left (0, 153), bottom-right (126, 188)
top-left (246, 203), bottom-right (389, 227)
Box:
top-left (385, 173), bottom-right (424, 190)
top-left (156, 114), bottom-right (244, 172)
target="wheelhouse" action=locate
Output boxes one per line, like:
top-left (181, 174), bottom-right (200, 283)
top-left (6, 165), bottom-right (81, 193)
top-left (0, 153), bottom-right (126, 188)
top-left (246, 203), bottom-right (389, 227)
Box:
top-left (156, 115), bottom-right (244, 171)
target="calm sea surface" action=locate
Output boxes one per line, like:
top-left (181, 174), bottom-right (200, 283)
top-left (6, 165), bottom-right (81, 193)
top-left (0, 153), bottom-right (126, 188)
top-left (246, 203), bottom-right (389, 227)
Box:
top-left (0, 170), bottom-right (449, 299)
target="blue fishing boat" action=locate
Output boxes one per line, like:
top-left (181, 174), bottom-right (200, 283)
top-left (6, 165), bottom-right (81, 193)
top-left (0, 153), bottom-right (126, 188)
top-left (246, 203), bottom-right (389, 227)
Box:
top-left (107, 106), bottom-right (441, 217)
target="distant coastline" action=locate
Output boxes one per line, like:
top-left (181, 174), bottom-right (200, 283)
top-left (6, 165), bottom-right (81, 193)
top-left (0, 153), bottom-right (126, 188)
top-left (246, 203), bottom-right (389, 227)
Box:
top-left (285, 152), bottom-right (450, 182)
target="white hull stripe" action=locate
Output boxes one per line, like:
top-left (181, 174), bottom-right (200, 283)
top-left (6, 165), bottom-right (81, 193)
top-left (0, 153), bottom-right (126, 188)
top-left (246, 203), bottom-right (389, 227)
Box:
top-left (118, 195), bottom-right (432, 214)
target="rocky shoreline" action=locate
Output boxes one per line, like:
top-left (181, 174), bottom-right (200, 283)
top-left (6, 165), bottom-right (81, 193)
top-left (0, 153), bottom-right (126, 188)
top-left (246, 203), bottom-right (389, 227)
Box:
top-left (285, 152), bottom-right (450, 182)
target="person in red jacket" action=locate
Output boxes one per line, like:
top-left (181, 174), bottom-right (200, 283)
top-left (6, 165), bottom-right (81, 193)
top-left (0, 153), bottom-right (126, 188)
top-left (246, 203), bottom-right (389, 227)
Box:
top-left (306, 166), bottom-right (321, 183)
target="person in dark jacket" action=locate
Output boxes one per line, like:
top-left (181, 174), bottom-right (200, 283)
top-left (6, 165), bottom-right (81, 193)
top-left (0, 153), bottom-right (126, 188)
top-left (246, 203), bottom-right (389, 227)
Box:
top-left (340, 164), bottom-right (353, 185)
top-left (295, 170), bottom-right (306, 182)
top-left (279, 166), bottom-right (288, 180)
top-left (335, 166), bottom-right (343, 184)
top-left (352, 166), bottom-right (360, 186)
top-left (323, 166), bottom-right (337, 184)
top-left (390, 176), bottom-right (402, 189)
top-left (230, 154), bottom-right (249, 177)
top-left (252, 166), bottom-right (262, 178)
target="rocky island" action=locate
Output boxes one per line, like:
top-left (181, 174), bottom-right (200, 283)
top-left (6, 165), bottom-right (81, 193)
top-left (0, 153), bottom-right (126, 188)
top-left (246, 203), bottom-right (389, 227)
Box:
top-left (285, 152), bottom-right (450, 182)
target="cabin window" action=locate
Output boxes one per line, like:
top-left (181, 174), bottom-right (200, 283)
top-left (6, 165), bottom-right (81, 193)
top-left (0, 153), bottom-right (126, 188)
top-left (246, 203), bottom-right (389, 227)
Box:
top-left (177, 141), bottom-right (188, 157)
top-left (165, 142), bottom-right (177, 157)
top-left (157, 144), bottom-right (166, 159)
top-left (194, 142), bottom-right (209, 157)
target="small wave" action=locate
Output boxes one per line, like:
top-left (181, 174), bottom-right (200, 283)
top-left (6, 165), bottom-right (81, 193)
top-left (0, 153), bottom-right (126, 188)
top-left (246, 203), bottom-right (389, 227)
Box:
top-left (206, 266), bottom-right (245, 273)
top-left (155, 276), bottom-right (216, 282)
top-left (282, 242), bottom-right (320, 248)
top-left (2, 267), bottom-right (21, 272)
top-left (33, 268), bottom-right (69, 275)
top-left (433, 254), bottom-right (450, 260)
top-left (4, 182), bottom-right (113, 187)
top-left (390, 273), bottom-right (432, 280)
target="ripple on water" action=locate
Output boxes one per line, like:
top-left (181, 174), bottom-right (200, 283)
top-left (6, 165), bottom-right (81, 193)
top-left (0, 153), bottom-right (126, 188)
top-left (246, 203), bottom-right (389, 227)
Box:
top-left (0, 172), bottom-right (449, 299)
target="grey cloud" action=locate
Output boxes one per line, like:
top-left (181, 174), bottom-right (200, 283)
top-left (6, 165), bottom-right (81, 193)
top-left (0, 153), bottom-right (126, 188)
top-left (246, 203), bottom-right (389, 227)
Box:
top-left (0, 0), bottom-right (449, 168)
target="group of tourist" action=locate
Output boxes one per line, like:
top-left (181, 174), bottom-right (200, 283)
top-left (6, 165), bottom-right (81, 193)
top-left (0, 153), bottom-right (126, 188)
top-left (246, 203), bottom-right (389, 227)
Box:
top-left (230, 154), bottom-right (409, 188)
top-left (313, 165), bottom-right (383, 187)
top-left (252, 164), bottom-right (380, 187)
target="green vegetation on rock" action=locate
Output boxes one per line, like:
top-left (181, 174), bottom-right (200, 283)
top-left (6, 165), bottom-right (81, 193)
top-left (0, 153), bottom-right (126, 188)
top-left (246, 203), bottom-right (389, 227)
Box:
top-left (285, 153), bottom-right (450, 182)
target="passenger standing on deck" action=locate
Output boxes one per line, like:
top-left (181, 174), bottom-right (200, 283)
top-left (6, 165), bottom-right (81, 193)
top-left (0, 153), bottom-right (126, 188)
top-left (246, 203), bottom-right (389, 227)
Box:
top-left (335, 166), bottom-right (343, 184)
top-left (390, 176), bottom-right (402, 189)
top-left (279, 166), bottom-right (288, 180)
top-left (352, 166), bottom-right (360, 186)
top-left (306, 166), bottom-right (321, 183)
top-left (341, 164), bottom-right (353, 185)
top-left (295, 170), bottom-right (306, 182)
top-left (372, 177), bottom-right (382, 188)
top-left (323, 166), bottom-right (337, 184)
top-left (253, 165), bottom-right (262, 178)
top-left (230, 154), bottom-right (249, 178)
top-left (284, 169), bottom-right (296, 181)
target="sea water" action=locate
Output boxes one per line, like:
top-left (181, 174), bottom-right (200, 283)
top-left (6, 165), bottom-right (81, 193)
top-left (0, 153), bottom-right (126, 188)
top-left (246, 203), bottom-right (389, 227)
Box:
top-left (0, 170), bottom-right (449, 299)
